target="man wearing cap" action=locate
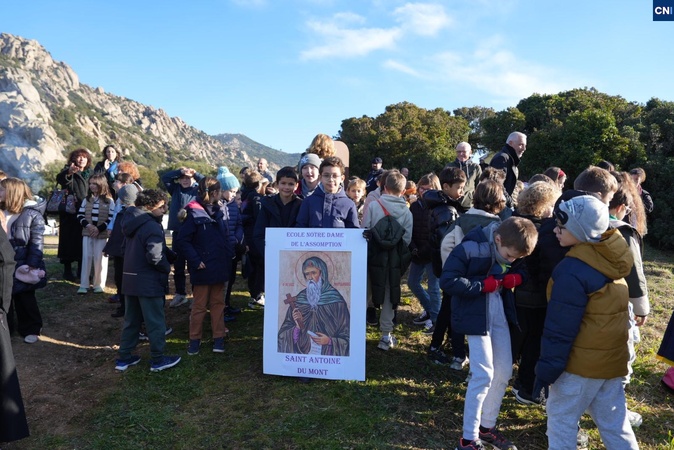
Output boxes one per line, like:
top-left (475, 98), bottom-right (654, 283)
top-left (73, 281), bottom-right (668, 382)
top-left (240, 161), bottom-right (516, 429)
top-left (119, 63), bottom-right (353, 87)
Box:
top-left (295, 153), bottom-right (322, 199)
top-left (446, 142), bottom-right (482, 208)
top-left (490, 132), bottom-right (526, 196)
top-left (160, 167), bottom-right (205, 307)
top-left (366, 157), bottom-right (384, 194)
top-left (534, 195), bottom-right (638, 449)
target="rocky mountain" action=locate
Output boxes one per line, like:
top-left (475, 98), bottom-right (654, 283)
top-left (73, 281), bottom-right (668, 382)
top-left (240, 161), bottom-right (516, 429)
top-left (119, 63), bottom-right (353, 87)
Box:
top-left (0, 32), bottom-right (300, 187)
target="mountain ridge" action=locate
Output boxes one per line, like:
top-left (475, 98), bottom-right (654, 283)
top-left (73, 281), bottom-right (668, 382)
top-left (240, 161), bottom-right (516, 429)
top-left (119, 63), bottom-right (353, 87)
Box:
top-left (0, 32), bottom-right (300, 186)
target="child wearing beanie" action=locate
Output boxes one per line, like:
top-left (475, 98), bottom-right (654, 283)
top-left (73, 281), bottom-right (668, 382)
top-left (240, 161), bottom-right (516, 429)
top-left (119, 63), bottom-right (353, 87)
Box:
top-left (535, 194), bottom-right (639, 449)
top-left (217, 167), bottom-right (245, 318)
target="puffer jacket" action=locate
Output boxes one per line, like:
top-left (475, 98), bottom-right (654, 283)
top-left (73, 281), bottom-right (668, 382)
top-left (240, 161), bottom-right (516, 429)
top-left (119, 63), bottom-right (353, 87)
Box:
top-left (440, 222), bottom-right (521, 336)
top-left (536, 229), bottom-right (633, 384)
top-left (7, 199), bottom-right (46, 268)
top-left (295, 185), bottom-right (359, 229)
top-left (175, 200), bottom-right (232, 286)
top-left (121, 206), bottom-right (172, 297)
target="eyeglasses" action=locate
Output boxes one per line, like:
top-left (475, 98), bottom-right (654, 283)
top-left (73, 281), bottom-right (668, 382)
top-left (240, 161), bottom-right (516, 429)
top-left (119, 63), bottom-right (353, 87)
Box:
top-left (555, 220), bottom-right (566, 230)
top-left (321, 173), bottom-right (341, 180)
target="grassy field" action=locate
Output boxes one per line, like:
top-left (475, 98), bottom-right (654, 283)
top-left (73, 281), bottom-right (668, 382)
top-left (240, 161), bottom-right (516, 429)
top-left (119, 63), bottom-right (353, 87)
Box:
top-left (4, 237), bottom-right (674, 450)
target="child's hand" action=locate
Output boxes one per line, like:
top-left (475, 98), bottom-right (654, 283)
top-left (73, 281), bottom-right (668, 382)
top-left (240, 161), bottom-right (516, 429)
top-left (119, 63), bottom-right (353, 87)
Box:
top-left (502, 274), bottom-right (523, 289)
top-left (532, 378), bottom-right (549, 403)
top-left (481, 275), bottom-right (501, 293)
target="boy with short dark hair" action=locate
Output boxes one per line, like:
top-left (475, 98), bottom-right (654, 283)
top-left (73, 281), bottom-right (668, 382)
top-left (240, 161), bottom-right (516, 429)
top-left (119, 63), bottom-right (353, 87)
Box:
top-left (423, 167), bottom-right (468, 279)
top-left (442, 216), bottom-right (537, 450)
top-left (295, 157), bottom-right (359, 228)
top-left (535, 195), bottom-right (638, 449)
top-left (253, 166), bottom-right (302, 256)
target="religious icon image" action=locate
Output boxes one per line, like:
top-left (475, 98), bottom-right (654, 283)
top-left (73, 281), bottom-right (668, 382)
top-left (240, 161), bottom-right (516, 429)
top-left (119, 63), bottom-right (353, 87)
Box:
top-left (277, 253), bottom-right (351, 356)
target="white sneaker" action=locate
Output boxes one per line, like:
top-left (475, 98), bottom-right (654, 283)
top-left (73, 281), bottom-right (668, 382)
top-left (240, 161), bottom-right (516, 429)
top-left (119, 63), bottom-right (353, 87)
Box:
top-left (169, 294), bottom-right (188, 308)
top-left (377, 335), bottom-right (398, 351)
top-left (249, 294), bottom-right (265, 307)
top-left (24, 334), bottom-right (39, 344)
top-left (627, 409), bottom-right (642, 428)
top-left (449, 356), bottom-right (469, 370)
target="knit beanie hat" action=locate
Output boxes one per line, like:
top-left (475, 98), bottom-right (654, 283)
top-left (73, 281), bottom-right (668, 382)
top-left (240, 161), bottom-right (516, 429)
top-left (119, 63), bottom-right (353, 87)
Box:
top-left (217, 166), bottom-right (240, 191)
top-left (299, 153), bottom-right (322, 171)
top-left (118, 184), bottom-right (139, 206)
top-left (555, 194), bottom-right (608, 243)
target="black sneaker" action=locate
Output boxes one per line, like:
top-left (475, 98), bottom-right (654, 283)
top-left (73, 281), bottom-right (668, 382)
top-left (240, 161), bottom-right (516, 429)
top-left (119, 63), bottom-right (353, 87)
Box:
top-left (421, 320), bottom-right (435, 335)
top-left (514, 388), bottom-right (545, 406)
top-left (456, 439), bottom-right (485, 450)
top-left (427, 347), bottom-right (451, 365)
top-left (478, 427), bottom-right (517, 450)
top-left (366, 307), bottom-right (379, 326)
top-left (412, 310), bottom-right (430, 325)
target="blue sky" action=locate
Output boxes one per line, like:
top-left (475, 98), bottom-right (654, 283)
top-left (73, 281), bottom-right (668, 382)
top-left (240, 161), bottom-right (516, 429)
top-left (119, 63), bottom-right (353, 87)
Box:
top-left (1, 0), bottom-right (672, 154)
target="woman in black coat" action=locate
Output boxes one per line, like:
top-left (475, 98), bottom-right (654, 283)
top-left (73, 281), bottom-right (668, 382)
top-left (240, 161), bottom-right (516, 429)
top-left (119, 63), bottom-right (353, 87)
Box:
top-left (55, 148), bottom-right (92, 280)
top-left (0, 213), bottom-right (30, 443)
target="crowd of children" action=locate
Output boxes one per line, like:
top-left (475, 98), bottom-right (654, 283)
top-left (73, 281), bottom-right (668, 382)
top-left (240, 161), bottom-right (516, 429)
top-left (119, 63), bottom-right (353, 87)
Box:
top-left (3, 135), bottom-right (664, 449)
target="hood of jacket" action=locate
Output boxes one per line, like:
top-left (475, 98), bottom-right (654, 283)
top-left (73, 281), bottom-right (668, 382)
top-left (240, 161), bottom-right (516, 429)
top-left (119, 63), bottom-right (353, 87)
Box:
top-left (375, 194), bottom-right (410, 218)
top-left (24, 196), bottom-right (47, 216)
top-left (566, 229), bottom-right (633, 280)
top-left (122, 206), bottom-right (158, 238)
top-left (184, 200), bottom-right (223, 224)
top-left (423, 189), bottom-right (465, 211)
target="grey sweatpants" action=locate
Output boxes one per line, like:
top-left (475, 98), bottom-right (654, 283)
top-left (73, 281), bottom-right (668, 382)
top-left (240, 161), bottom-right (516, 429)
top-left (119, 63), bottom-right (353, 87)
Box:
top-left (547, 371), bottom-right (638, 450)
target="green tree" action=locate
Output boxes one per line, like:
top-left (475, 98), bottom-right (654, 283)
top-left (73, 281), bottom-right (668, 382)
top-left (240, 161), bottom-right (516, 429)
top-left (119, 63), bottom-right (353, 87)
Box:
top-left (453, 106), bottom-right (496, 150)
top-left (480, 107), bottom-right (526, 156)
top-left (339, 102), bottom-right (469, 178)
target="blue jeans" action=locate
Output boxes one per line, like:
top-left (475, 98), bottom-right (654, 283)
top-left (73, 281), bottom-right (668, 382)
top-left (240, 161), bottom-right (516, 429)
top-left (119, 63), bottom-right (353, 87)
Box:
top-left (407, 261), bottom-right (441, 322)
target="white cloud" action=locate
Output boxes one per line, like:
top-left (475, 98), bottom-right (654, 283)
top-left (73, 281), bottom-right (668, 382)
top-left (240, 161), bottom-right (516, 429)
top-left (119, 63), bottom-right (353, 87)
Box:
top-left (301, 19), bottom-right (401, 60)
top-left (300, 3), bottom-right (452, 60)
top-left (393, 3), bottom-right (452, 36)
top-left (383, 59), bottom-right (423, 77)
top-left (432, 39), bottom-right (575, 102)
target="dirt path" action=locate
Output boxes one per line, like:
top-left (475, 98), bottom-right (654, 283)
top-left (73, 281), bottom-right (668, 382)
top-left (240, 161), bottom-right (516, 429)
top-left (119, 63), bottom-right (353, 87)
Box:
top-left (5, 236), bottom-right (192, 447)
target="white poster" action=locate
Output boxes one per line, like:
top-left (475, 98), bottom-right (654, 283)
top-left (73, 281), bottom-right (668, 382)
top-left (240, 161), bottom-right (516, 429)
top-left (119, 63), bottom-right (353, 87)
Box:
top-left (263, 228), bottom-right (367, 381)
